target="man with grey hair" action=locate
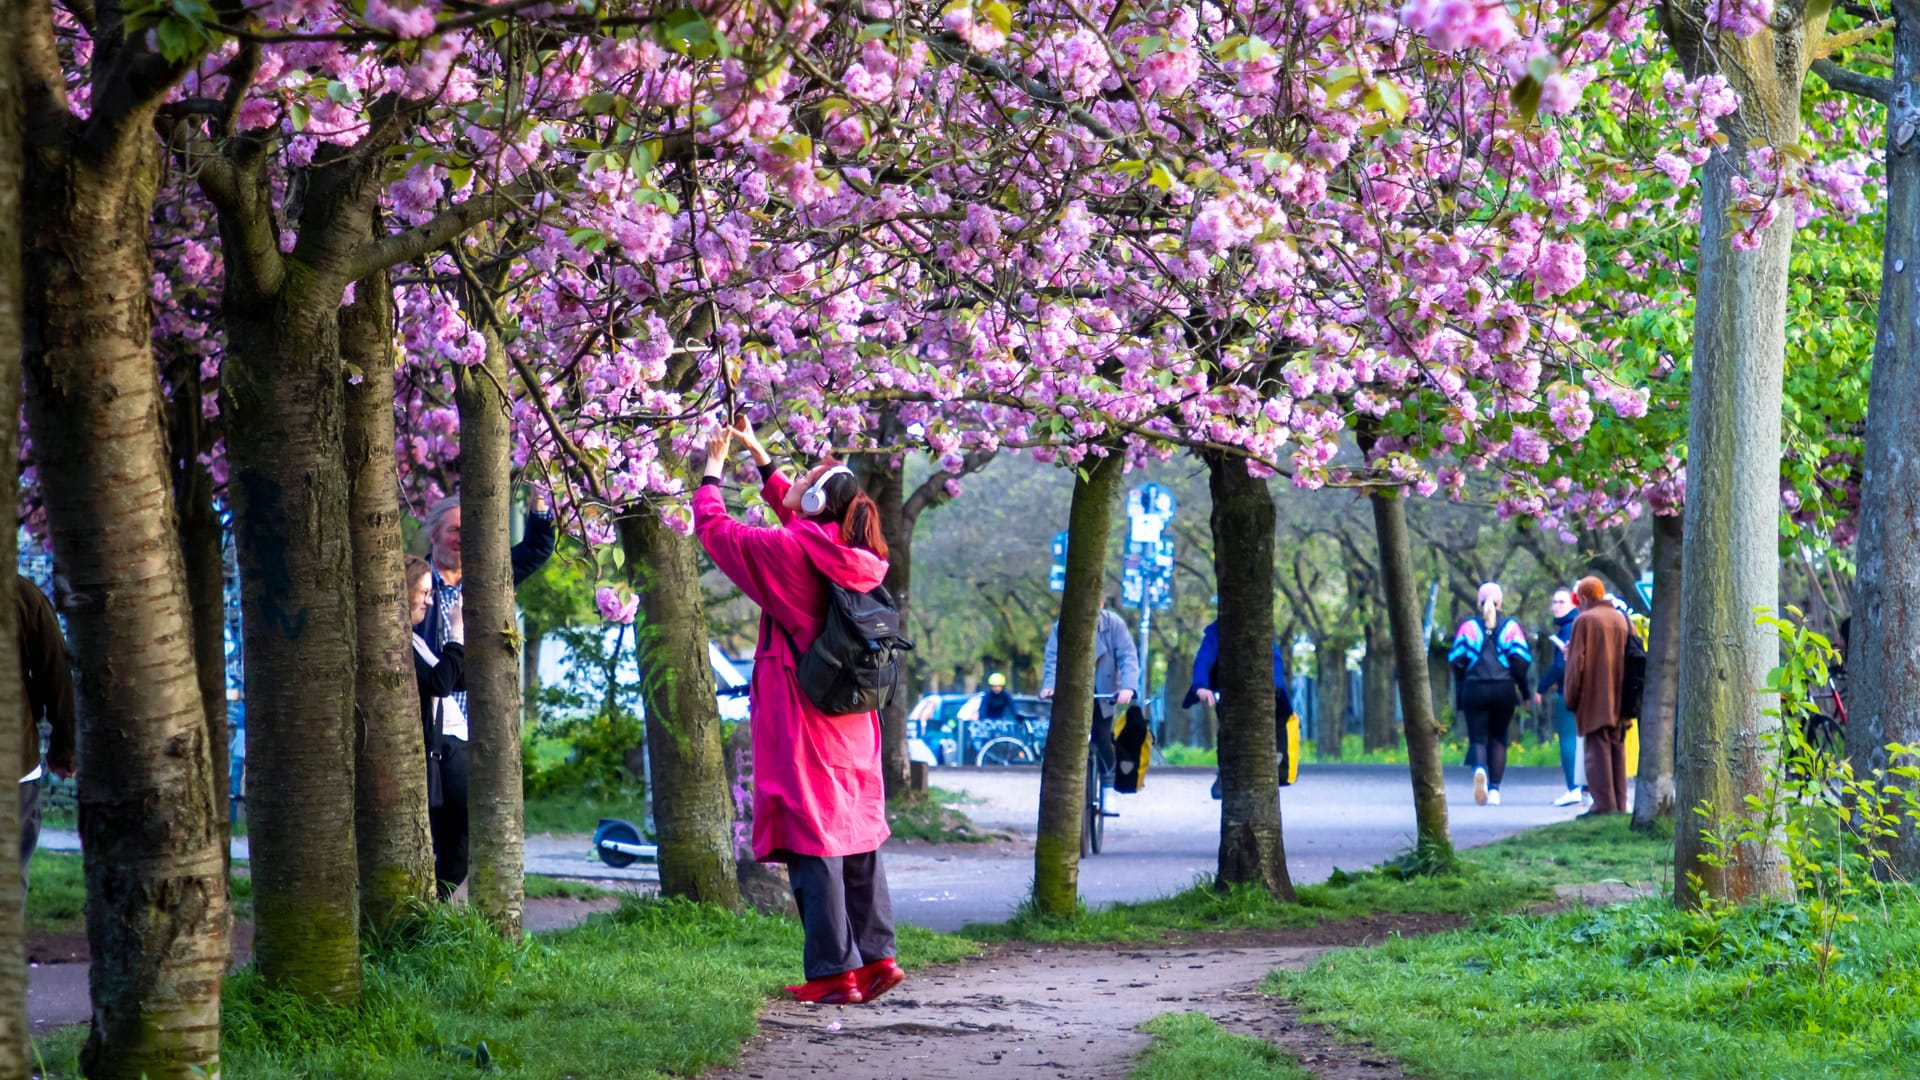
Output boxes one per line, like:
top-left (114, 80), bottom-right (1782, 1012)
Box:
top-left (1039, 588), bottom-right (1140, 787)
top-left (416, 488), bottom-right (555, 896)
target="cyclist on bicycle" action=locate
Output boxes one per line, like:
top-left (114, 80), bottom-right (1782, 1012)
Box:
top-left (1038, 591), bottom-right (1140, 786)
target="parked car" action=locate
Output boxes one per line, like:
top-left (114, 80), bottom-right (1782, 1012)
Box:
top-left (908, 692), bottom-right (1051, 765)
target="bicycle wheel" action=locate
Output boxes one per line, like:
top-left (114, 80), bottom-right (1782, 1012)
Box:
top-left (1082, 754), bottom-right (1106, 856)
top-left (975, 737), bottom-right (1035, 767)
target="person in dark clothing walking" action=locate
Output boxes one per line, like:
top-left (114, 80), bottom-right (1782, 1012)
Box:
top-left (1449, 582), bottom-right (1532, 806)
top-left (1186, 619), bottom-right (1297, 799)
top-left (408, 556), bottom-right (469, 897)
top-left (1534, 588), bottom-right (1587, 807)
top-left (16, 576), bottom-right (75, 888)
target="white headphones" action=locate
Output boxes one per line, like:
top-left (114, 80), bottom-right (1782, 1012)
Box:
top-left (800, 465), bottom-right (855, 515)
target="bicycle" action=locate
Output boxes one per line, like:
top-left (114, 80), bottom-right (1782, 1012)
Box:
top-left (972, 712), bottom-right (1049, 766)
top-left (1082, 693), bottom-right (1135, 857)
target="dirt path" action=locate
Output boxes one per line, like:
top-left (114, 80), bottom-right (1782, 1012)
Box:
top-left (712, 916), bottom-right (1447, 1080)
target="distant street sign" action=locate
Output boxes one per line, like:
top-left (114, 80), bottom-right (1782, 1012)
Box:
top-left (1049, 530), bottom-right (1069, 593)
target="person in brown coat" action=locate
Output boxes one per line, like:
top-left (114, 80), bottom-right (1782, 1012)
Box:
top-left (1564, 576), bottom-right (1631, 814)
top-left (17, 575), bottom-right (76, 887)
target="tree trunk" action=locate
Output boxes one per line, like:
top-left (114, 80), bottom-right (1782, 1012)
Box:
top-left (1361, 622), bottom-right (1396, 752)
top-left (1663, 13), bottom-right (1813, 906)
top-left (867, 460), bottom-right (914, 800)
top-left (1847, 5), bottom-right (1920, 878)
top-left (523, 615), bottom-right (545, 732)
top-left (1164, 640), bottom-right (1192, 747)
top-left (223, 282), bottom-right (362, 1001)
top-left (1032, 451), bottom-right (1122, 915)
top-left (1316, 637), bottom-right (1350, 761)
top-left (23, 155), bottom-right (230, 1073)
top-left (454, 330), bottom-right (526, 937)
top-left (0, 22), bottom-right (29, 1068)
top-left (344, 263), bottom-right (434, 930)
top-left (1427, 637), bottom-right (1454, 739)
top-left (1632, 510), bottom-right (1683, 831)
top-left (1369, 490), bottom-right (1453, 863)
top-left (1207, 455), bottom-right (1292, 899)
top-left (616, 508), bottom-right (741, 909)
top-left (166, 361), bottom-right (231, 883)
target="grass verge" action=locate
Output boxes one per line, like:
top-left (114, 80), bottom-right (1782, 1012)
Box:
top-left (1130, 1012), bottom-right (1312, 1079)
top-left (970, 816), bottom-right (1672, 945)
top-left (31, 898), bottom-right (975, 1079)
top-left (522, 876), bottom-right (621, 901)
top-left (28, 850), bottom-right (256, 933)
top-left (887, 787), bottom-right (1002, 843)
top-left (523, 794), bottom-right (651, 836)
top-left (1161, 735), bottom-right (1565, 769)
top-left (1270, 891), bottom-right (1920, 1078)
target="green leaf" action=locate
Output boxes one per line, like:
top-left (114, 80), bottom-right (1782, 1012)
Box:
top-left (983, 0), bottom-right (1014, 34)
top-left (288, 101), bottom-right (311, 132)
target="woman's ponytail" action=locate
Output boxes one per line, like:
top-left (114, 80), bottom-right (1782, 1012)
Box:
top-left (841, 492), bottom-right (890, 560)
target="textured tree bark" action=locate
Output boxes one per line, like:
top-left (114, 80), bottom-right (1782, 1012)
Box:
top-left (1663, 7), bottom-right (1815, 907)
top-left (1845, 3), bottom-right (1920, 878)
top-left (0, 20), bottom-right (30, 1069)
top-left (1316, 636), bottom-right (1351, 761)
top-left (1032, 452), bottom-right (1122, 915)
top-left (1632, 511), bottom-right (1683, 831)
top-left (1370, 490), bottom-right (1453, 863)
top-left (223, 287), bottom-right (363, 999)
top-left (455, 330), bottom-right (526, 937)
top-left (1207, 455), bottom-right (1292, 899)
top-left (866, 461), bottom-right (914, 799)
top-left (166, 359), bottom-right (232, 883)
top-left (1361, 622), bottom-right (1396, 752)
top-left (21, 12), bottom-right (231, 1064)
top-left (616, 509), bottom-right (740, 909)
top-left (344, 262), bottom-right (434, 931)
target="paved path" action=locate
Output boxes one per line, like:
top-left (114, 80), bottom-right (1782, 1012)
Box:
top-left (886, 763), bottom-right (1583, 931)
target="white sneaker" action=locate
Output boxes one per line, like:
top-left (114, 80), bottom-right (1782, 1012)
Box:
top-left (1488, 789), bottom-right (1501, 806)
top-left (1553, 788), bottom-right (1582, 807)
top-left (1582, 790), bottom-right (1594, 808)
top-left (1473, 767), bottom-right (1488, 806)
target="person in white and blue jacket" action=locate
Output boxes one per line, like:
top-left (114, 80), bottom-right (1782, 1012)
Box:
top-left (1448, 582), bottom-right (1532, 806)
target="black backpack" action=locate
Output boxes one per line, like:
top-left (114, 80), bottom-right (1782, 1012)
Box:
top-left (778, 582), bottom-right (914, 716)
top-left (1620, 623), bottom-right (1648, 721)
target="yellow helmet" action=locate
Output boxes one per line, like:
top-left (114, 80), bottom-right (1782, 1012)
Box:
top-left (987, 672), bottom-right (1007, 689)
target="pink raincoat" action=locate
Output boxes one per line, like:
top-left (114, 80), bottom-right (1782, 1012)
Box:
top-left (694, 472), bottom-right (892, 861)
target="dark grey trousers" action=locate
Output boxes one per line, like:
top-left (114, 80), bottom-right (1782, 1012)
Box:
top-left (787, 850), bottom-right (896, 980)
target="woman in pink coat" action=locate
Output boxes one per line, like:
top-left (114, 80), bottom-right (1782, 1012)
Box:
top-left (695, 417), bottom-right (903, 1006)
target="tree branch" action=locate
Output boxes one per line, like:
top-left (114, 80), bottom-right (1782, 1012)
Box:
top-left (1811, 58), bottom-right (1893, 103)
top-left (347, 167), bottom-right (572, 282)
top-left (902, 449), bottom-right (996, 528)
top-left (920, 30), bottom-right (1133, 151)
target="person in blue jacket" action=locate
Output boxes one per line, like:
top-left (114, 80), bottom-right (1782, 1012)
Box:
top-left (1534, 588), bottom-right (1586, 807)
top-left (1185, 620), bottom-right (1295, 799)
top-left (1448, 583), bottom-right (1532, 807)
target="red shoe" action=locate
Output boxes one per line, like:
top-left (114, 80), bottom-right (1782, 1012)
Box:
top-left (783, 970), bottom-right (863, 1005)
top-left (852, 957), bottom-right (905, 1003)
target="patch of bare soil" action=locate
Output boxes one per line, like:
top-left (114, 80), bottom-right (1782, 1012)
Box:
top-left (709, 912), bottom-right (1494, 1080)
top-left (1524, 880), bottom-right (1661, 916)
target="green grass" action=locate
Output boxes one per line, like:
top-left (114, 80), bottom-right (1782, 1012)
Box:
top-left (27, 850), bottom-right (254, 933)
top-left (31, 899), bottom-right (976, 1079)
top-left (521, 876), bottom-right (622, 901)
top-left (969, 817), bottom-right (1670, 945)
top-left (1462, 813), bottom-right (1673, 891)
top-left (1271, 892), bottom-right (1920, 1078)
top-left (1131, 1012), bottom-right (1313, 1079)
top-left (969, 868), bottom-right (1546, 945)
top-left (1162, 735), bottom-right (1564, 769)
top-left (887, 787), bottom-right (1001, 843)
top-left (522, 793), bottom-right (650, 836)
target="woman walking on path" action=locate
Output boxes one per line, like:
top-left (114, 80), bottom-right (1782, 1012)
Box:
top-left (695, 417), bottom-right (903, 1007)
top-left (1534, 589), bottom-right (1588, 808)
top-left (1565, 576), bottom-right (1632, 815)
top-left (1448, 583), bottom-right (1532, 806)
top-left (407, 555), bottom-right (470, 897)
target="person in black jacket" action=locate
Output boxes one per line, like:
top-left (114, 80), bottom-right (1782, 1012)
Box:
top-left (417, 489), bottom-right (555, 662)
top-left (1534, 588), bottom-right (1586, 807)
top-left (408, 555), bottom-right (469, 898)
